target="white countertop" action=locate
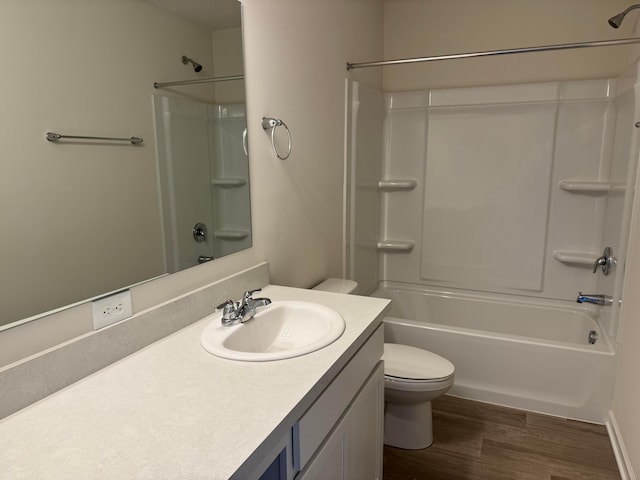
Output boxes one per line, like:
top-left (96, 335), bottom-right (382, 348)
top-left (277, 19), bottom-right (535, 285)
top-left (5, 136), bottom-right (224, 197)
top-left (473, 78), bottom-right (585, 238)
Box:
top-left (0, 285), bottom-right (389, 479)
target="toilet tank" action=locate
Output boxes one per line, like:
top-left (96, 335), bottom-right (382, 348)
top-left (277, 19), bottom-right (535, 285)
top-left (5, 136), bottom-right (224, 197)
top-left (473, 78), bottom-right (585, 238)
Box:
top-left (312, 278), bottom-right (358, 294)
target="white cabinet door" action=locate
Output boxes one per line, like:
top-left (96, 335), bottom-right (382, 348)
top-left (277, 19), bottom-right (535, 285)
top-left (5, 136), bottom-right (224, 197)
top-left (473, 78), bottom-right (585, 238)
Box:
top-left (297, 428), bottom-right (346, 480)
top-left (345, 362), bottom-right (384, 480)
top-left (298, 362), bottom-right (384, 480)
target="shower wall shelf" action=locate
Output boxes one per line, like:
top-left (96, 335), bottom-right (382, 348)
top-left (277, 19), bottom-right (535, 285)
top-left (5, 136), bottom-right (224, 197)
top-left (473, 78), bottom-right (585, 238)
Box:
top-left (378, 179), bottom-right (418, 191)
top-left (213, 229), bottom-right (250, 240)
top-left (377, 240), bottom-right (415, 252)
top-left (211, 178), bottom-right (247, 187)
top-left (552, 250), bottom-right (599, 267)
top-left (559, 180), bottom-right (626, 193)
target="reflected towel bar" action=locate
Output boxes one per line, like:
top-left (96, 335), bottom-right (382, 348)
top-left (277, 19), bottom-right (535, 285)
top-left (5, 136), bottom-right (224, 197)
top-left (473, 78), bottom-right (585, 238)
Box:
top-left (46, 132), bottom-right (143, 145)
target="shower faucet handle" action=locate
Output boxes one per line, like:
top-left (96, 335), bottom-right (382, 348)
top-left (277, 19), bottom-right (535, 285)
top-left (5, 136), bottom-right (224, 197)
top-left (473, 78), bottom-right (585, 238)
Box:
top-left (593, 257), bottom-right (607, 273)
top-left (593, 246), bottom-right (614, 276)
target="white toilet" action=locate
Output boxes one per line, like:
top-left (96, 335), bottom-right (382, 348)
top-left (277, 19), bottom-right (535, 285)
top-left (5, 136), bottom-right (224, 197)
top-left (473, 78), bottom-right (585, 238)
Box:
top-left (383, 343), bottom-right (454, 449)
top-left (312, 278), bottom-right (455, 450)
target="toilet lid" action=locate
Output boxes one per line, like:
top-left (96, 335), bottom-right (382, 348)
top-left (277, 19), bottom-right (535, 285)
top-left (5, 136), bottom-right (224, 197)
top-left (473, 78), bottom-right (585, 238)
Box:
top-left (383, 343), bottom-right (454, 381)
top-left (312, 278), bottom-right (358, 294)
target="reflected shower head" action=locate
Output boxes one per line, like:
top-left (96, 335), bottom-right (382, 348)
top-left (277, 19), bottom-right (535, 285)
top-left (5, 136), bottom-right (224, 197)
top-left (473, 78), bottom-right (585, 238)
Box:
top-left (182, 55), bottom-right (203, 72)
top-left (608, 3), bottom-right (640, 28)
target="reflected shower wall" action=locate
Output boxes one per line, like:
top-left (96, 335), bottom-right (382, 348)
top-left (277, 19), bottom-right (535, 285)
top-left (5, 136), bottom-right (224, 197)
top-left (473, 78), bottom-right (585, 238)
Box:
top-left (345, 81), bottom-right (385, 294)
top-left (208, 104), bottom-right (252, 259)
top-left (153, 95), bottom-right (251, 273)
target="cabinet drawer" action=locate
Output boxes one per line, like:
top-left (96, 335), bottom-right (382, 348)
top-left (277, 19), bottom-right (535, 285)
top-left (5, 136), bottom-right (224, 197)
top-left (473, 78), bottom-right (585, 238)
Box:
top-left (292, 325), bottom-right (383, 472)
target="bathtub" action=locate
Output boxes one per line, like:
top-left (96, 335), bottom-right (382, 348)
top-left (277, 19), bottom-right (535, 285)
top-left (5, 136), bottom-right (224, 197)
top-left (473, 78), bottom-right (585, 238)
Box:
top-left (373, 282), bottom-right (616, 423)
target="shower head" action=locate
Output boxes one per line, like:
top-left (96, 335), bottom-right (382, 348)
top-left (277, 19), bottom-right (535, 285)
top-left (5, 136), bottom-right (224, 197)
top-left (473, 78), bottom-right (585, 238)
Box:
top-left (182, 55), bottom-right (203, 73)
top-left (608, 3), bottom-right (640, 28)
top-left (608, 13), bottom-right (626, 28)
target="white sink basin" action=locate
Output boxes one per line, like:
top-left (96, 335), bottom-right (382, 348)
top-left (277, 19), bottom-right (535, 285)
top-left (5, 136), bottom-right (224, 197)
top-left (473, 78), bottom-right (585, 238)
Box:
top-left (200, 301), bottom-right (346, 361)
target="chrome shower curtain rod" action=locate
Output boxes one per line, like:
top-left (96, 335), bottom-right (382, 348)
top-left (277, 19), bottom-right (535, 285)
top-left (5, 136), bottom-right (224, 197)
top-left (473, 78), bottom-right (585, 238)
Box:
top-left (153, 74), bottom-right (244, 89)
top-left (346, 36), bottom-right (640, 70)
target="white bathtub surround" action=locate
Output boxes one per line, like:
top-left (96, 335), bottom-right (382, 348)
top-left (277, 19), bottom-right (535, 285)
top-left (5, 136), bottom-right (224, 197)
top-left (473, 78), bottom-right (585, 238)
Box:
top-left (382, 78), bottom-right (613, 298)
top-left (0, 285), bottom-right (390, 479)
top-left (376, 283), bottom-right (616, 423)
top-left (379, 77), bottom-right (639, 342)
top-left (339, 70), bottom-right (640, 432)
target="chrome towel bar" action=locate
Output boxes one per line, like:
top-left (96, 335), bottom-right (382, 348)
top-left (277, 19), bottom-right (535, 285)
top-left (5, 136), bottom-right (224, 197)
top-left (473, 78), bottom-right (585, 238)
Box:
top-left (46, 132), bottom-right (143, 145)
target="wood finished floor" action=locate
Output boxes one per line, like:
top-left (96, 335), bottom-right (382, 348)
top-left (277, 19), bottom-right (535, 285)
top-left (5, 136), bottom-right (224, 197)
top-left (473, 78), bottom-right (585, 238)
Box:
top-left (383, 395), bottom-right (621, 480)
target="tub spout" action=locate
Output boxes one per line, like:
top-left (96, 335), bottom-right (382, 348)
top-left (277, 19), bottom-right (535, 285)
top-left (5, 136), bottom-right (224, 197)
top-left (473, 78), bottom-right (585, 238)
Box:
top-left (576, 292), bottom-right (612, 306)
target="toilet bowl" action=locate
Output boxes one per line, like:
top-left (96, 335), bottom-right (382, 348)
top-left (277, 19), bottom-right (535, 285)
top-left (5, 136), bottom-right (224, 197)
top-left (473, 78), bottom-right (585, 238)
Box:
top-left (312, 279), bottom-right (455, 449)
top-left (383, 343), bottom-right (454, 449)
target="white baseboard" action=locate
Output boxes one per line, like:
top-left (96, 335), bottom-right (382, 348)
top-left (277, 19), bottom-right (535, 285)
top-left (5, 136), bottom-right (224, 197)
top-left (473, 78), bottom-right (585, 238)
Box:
top-left (607, 410), bottom-right (637, 480)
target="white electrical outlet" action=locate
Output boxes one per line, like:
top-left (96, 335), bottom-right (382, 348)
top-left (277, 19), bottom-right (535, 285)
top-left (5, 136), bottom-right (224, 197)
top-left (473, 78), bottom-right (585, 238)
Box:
top-left (91, 290), bottom-right (133, 330)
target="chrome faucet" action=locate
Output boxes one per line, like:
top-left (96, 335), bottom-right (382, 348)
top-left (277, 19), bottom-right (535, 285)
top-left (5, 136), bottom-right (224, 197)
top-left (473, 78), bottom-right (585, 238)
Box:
top-left (216, 289), bottom-right (272, 326)
top-left (576, 292), bottom-right (613, 306)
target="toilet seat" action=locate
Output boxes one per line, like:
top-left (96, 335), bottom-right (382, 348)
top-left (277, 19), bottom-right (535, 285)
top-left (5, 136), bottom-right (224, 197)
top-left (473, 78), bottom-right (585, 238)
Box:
top-left (383, 343), bottom-right (454, 382)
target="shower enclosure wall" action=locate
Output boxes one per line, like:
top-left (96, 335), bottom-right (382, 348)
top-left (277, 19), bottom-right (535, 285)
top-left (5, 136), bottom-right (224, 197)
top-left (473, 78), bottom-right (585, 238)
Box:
top-left (153, 96), bottom-right (251, 273)
top-left (345, 59), bottom-right (640, 421)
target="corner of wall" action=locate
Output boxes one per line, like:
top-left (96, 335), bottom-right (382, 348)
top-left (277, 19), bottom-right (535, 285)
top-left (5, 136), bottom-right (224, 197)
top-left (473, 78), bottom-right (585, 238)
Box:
top-left (607, 410), bottom-right (638, 480)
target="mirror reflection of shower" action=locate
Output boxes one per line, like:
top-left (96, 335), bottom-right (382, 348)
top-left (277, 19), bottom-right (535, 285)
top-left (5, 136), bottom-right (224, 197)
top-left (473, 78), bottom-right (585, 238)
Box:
top-left (608, 3), bottom-right (640, 28)
top-left (153, 96), bottom-right (251, 273)
top-left (182, 55), bottom-right (203, 72)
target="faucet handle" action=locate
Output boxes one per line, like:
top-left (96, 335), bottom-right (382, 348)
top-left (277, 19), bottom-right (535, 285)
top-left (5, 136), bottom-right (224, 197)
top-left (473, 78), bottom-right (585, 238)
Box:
top-left (216, 299), bottom-right (240, 325)
top-left (593, 256), bottom-right (607, 273)
top-left (241, 289), bottom-right (262, 305)
top-left (216, 299), bottom-right (238, 318)
top-left (244, 288), bottom-right (261, 298)
top-left (216, 299), bottom-right (235, 311)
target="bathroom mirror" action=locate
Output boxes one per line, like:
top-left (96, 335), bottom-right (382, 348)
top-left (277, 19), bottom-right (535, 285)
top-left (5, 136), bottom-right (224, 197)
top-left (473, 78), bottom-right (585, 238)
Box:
top-left (0, 0), bottom-right (250, 330)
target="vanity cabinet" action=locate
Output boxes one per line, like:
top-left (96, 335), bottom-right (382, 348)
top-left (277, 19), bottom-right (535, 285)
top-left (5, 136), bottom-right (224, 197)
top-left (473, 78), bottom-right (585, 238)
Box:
top-left (253, 325), bottom-right (384, 480)
top-left (293, 325), bottom-right (383, 479)
top-left (297, 362), bottom-right (384, 480)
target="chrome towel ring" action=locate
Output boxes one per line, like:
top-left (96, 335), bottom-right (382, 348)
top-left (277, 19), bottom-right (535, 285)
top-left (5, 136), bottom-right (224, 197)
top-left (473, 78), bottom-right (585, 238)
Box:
top-left (262, 117), bottom-right (292, 160)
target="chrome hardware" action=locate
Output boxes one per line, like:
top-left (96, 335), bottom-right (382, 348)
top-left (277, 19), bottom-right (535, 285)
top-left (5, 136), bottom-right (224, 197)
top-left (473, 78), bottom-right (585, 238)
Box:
top-left (577, 292), bottom-right (613, 306)
top-left (262, 117), bottom-right (292, 160)
top-left (46, 132), bottom-right (143, 144)
top-left (593, 246), bottom-right (614, 275)
top-left (153, 74), bottom-right (244, 89)
top-left (346, 37), bottom-right (640, 71)
top-left (193, 222), bottom-right (208, 243)
top-left (216, 299), bottom-right (239, 325)
top-left (181, 55), bottom-right (203, 73)
top-left (216, 289), bottom-right (272, 326)
top-left (588, 330), bottom-right (599, 345)
top-left (242, 127), bottom-right (249, 156)
top-left (198, 255), bottom-right (214, 264)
